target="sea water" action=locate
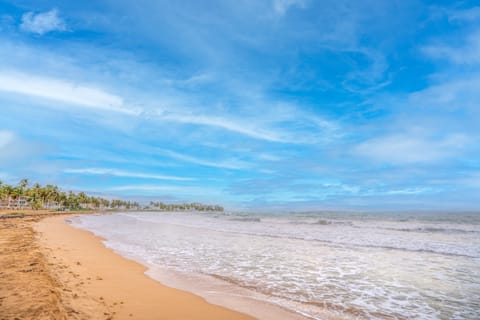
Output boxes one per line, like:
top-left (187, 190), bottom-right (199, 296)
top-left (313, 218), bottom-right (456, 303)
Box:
top-left (70, 211), bottom-right (480, 319)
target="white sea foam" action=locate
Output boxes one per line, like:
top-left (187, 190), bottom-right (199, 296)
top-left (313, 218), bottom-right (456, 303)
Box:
top-left (71, 211), bottom-right (480, 319)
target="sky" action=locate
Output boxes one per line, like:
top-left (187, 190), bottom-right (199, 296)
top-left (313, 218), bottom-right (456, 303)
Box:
top-left (0, 0), bottom-right (479, 211)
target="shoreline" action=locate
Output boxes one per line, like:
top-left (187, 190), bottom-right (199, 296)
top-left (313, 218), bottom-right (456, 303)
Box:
top-left (65, 213), bottom-right (350, 320)
top-left (0, 211), bottom-right (334, 319)
top-left (68, 213), bottom-right (351, 320)
top-left (33, 215), bottom-right (256, 319)
top-left (65, 214), bottom-right (310, 320)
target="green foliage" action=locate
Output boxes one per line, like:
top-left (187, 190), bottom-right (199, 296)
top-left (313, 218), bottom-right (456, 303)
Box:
top-left (0, 179), bottom-right (111, 211)
top-left (31, 200), bottom-right (43, 210)
top-left (148, 201), bottom-right (224, 212)
top-left (0, 179), bottom-right (224, 212)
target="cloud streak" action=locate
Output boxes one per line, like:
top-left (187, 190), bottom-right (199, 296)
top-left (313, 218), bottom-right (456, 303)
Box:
top-left (20, 9), bottom-right (66, 35)
top-left (272, 0), bottom-right (307, 16)
top-left (108, 184), bottom-right (223, 198)
top-left (354, 133), bottom-right (470, 165)
top-left (157, 149), bottom-right (250, 170)
top-left (158, 112), bottom-right (289, 142)
top-left (0, 130), bottom-right (14, 149)
top-left (0, 71), bottom-right (136, 114)
top-left (64, 168), bottom-right (195, 181)
top-left (422, 30), bottom-right (480, 65)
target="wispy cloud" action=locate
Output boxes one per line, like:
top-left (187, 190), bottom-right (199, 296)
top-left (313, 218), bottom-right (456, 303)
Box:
top-left (354, 133), bottom-right (470, 165)
top-left (272, 0), bottom-right (307, 16)
top-left (446, 6), bottom-right (480, 23)
top-left (64, 168), bottom-right (195, 181)
top-left (109, 184), bottom-right (202, 192)
top-left (0, 130), bottom-right (44, 166)
top-left (458, 172), bottom-right (480, 188)
top-left (108, 184), bottom-right (223, 198)
top-left (153, 104), bottom-right (340, 144)
top-left (0, 69), bottom-right (338, 145)
top-left (381, 187), bottom-right (435, 196)
top-left (0, 71), bottom-right (136, 114)
top-left (409, 77), bottom-right (480, 112)
top-left (0, 130), bottom-right (14, 149)
top-left (157, 149), bottom-right (250, 170)
top-left (20, 9), bottom-right (66, 35)
top-left (157, 112), bottom-right (289, 142)
top-left (422, 29), bottom-right (480, 64)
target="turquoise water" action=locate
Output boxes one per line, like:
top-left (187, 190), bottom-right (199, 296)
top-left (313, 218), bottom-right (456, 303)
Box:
top-left (71, 211), bottom-right (480, 319)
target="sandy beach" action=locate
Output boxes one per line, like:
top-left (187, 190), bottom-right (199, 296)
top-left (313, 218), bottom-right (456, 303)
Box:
top-left (0, 213), bottom-right (254, 320)
top-left (3, 210), bottom-right (478, 319)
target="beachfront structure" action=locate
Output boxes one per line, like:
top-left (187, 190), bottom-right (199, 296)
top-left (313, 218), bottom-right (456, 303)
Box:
top-left (0, 196), bottom-right (29, 209)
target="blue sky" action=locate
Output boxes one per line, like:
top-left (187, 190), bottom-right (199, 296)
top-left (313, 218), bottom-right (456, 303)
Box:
top-left (0, 0), bottom-right (479, 210)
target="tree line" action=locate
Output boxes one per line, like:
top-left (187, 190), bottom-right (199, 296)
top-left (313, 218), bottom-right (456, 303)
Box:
top-left (148, 201), bottom-right (224, 212)
top-left (0, 179), bottom-right (223, 212)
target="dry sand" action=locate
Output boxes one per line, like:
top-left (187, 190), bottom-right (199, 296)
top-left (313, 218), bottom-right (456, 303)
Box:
top-left (0, 215), bottom-right (68, 320)
top-left (0, 213), bottom-right (254, 320)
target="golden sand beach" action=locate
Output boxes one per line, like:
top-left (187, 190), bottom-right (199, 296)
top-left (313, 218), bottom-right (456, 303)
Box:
top-left (0, 212), bottom-right (254, 320)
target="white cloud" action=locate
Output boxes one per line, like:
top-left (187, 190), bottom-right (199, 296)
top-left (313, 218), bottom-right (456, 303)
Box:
top-left (0, 71), bottom-right (137, 114)
top-left (354, 133), bottom-right (470, 164)
top-left (154, 108), bottom-right (338, 144)
top-left (158, 149), bottom-right (250, 170)
top-left (0, 31), bottom-right (342, 145)
top-left (257, 153), bottom-right (282, 161)
top-left (158, 112), bottom-right (289, 142)
top-left (0, 130), bottom-right (43, 165)
top-left (0, 70), bottom-right (334, 144)
top-left (382, 187), bottom-right (434, 195)
top-left (108, 184), bottom-right (222, 197)
top-left (422, 30), bottom-right (480, 64)
top-left (0, 171), bottom-right (15, 183)
top-left (447, 7), bottom-right (480, 23)
top-left (409, 77), bottom-right (480, 111)
top-left (0, 68), bottom-right (336, 144)
top-left (20, 9), bottom-right (66, 35)
top-left (459, 172), bottom-right (480, 188)
top-left (64, 168), bottom-right (195, 181)
top-left (160, 73), bottom-right (214, 88)
top-left (273, 0), bottom-right (307, 16)
top-left (110, 184), bottom-right (201, 192)
top-left (0, 130), bottom-right (14, 149)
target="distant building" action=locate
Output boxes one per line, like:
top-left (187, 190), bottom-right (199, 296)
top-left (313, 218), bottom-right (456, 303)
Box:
top-left (0, 197), bottom-right (29, 208)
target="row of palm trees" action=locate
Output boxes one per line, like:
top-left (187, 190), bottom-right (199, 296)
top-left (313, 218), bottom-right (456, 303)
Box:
top-left (0, 179), bottom-right (224, 212)
top-left (148, 201), bottom-right (224, 212)
top-left (0, 179), bottom-right (138, 210)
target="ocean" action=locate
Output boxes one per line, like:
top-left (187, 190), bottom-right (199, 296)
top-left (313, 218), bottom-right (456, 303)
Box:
top-left (70, 211), bottom-right (480, 319)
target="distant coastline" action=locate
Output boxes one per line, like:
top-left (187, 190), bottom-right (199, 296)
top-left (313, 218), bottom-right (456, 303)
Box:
top-left (0, 178), bottom-right (224, 212)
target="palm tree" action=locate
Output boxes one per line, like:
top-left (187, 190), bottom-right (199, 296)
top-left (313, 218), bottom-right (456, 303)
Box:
top-left (9, 185), bottom-right (23, 208)
top-left (2, 185), bottom-right (14, 208)
top-left (27, 183), bottom-right (42, 209)
top-left (0, 178), bottom-right (224, 212)
top-left (0, 181), bottom-right (6, 208)
top-left (19, 178), bottom-right (29, 189)
top-left (77, 192), bottom-right (89, 209)
top-left (41, 185), bottom-right (60, 208)
top-left (66, 191), bottom-right (79, 210)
